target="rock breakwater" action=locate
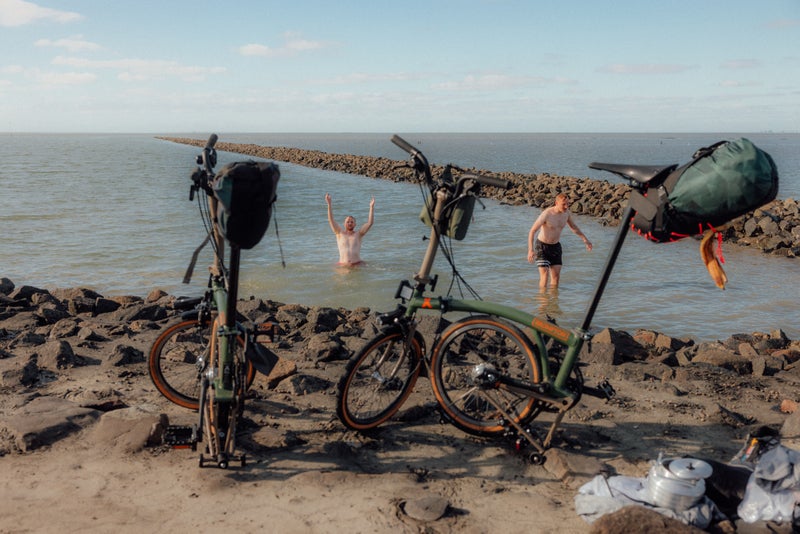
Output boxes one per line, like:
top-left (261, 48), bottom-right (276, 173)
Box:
top-left (2, 275), bottom-right (799, 441)
top-left (159, 137), bottom-right (799, 258)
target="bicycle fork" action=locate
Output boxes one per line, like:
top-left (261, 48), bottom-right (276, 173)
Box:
top-left (199, 325), bottom-right (245, 469)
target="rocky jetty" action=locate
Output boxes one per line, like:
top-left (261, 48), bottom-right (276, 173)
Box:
top-left (159, 137), bottom-right (799, 258)
top-left (2, 275), bottom-right (799, 448)
top-left (4, 276), bottom-right (800, 531)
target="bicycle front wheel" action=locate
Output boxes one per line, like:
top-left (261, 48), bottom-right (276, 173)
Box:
top-left (430, 316), bottom-right (541, 436)
top-left (336, 329), bottom-right (425, 431)
top-left (148, 319), bottom-right (256, 410)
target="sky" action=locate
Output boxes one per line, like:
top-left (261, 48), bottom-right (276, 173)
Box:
top-left (1, 0), bottom-right (798, 133)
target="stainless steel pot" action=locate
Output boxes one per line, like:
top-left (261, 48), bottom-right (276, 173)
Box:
top-left (647, 457), bottom-right (713, 511)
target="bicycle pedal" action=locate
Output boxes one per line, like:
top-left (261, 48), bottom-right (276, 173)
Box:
top-left (254, 322), bottom-right (277, 343)
top-left (163, 424), bottom-right (198, 449)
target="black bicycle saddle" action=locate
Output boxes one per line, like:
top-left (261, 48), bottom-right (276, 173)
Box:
top-left (588, 162), bottom-right (677, 184)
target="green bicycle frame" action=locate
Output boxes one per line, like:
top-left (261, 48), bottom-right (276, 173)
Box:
top-left (403, 292), bottom-right (585, 397)
top-left (404, 186), bottom-right (637, 399)
top-left (209, 240), bottom-right (243, 403)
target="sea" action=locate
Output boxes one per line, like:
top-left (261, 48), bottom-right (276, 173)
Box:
top-left (2, 132), bottom-right (798, 342)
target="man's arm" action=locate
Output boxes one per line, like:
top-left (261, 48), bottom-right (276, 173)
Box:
top-left (567, 215), bottom-right (592, 251)
top-left (325, 193), bottom-right (341, 235)
top-left (527, 213), bottom-right (544, 263)
top-left (359, 196), bottom-right (375, 236)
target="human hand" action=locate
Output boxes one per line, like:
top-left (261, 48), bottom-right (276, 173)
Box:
top-left (370, 196), bottom-right (375, 208)
top-left (325, 193), bottom-right (331, 205)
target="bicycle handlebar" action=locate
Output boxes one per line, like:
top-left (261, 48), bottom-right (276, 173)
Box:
top-left (390, 134), bottom-right (417, 155)
top-left (205, 133), bottom-right (218, 151)
top-left (391, 134), bottom-right (509, 191)
top-left (190, 133), bottom-right (219, 200)
top-left (459, 172), bottom-right (511, 190)
top-left (201, 133), bottom-right (218, 175)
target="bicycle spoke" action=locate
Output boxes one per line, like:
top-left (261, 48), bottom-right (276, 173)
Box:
top-left (431, 318), bottom-right (540, 436)
top-left (336, 331), bottom-right (423, 430)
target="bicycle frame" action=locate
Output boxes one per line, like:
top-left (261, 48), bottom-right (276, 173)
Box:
top-left (156, 134), bottom-right (279, 468)
top-left (402, 196), bottom-right (637, 399)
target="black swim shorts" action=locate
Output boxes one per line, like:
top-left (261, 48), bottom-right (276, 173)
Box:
top-left (534, 240), bottom-right (562, 268)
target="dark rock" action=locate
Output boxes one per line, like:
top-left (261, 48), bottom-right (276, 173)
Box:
top-left (0, 354), bottom-right (39, 387)
top-left (49, 318), bottom-right (81, 339)
top-left (9, 285), bottom-right (49, 302)
top-left (589, 505), bottom-right (705, 533)
top-left (107, 303), bottom-right (166, 322)
top-left (90, 407), bottom-right (166, 452)
top-left (0, 396), bottom-right (100, 452)
top-left (104, 344), bottom-right (144, 366)
top-left (306, 306), bottom-right (343, 334)
top-left (37, 340), bottom-right (81, 369)
top-left (94, 297), bottom-right (121, 315)
top-left (276, 303), bottom-right (309, 330)
top-left (274, 374), bottom-right (332, 395)
top-left (302, 332), bottom-right (349, 362)
top-left (0, 277), bottom-right (14, 295)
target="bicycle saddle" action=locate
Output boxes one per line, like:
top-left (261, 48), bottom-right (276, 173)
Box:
top-left (588, 162), bottom-right (677, 184)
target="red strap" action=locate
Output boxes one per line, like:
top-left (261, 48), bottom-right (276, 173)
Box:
top-left (707, 223), bottom-right (726, 264)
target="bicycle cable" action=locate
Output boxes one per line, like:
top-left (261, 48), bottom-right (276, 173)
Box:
top-left (416, 179), bottom-right (482, 302)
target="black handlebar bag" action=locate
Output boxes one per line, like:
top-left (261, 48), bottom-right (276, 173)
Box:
top-left (212, 160), bottom-right (280, 249)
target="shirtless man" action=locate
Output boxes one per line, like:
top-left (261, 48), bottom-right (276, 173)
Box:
top-left (325, 193), bottom-right (375, 266)
top-left (527, 193), bottom-right (592, 289)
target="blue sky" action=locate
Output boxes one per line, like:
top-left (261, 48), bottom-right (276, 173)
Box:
top-left (1, 0), bottom-right (798, 133)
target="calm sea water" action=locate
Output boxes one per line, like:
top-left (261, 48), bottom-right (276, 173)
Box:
top-left (2, 132), bottom-right (798, 342)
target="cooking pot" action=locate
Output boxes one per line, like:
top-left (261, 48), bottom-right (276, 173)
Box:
top-left (647, 456), bottom-right (713, 511)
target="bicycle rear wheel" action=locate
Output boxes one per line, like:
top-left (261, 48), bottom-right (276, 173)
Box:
top-left (148, 319), bottom-right (256, 410)
top-left (336, 329), bottom-right (425, 431)
top-left (429, 316), bottom-right (541, 436)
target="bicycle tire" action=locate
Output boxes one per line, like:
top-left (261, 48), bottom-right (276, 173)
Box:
top-left (148, 319), bottom-right (256, 410)
top-left (336, 328), bottom-right (426, 430)
top-left (429, 316), bottom-right (541, 436)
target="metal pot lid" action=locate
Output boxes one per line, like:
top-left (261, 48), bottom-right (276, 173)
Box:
top-left (667, 458), bottom-right (712, 480)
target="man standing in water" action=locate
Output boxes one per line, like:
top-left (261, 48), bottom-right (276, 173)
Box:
top-left (527, 193), bottom-right (592, 289)
top-left (325, 193), bottom-right (375, 266)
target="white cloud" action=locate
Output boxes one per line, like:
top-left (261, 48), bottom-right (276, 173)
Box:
top-left (36, 71), bottom-right (95, 85)
top-left (720, 80), bottom-right (760, 88)
top-left (52, 56), bottom-right (226, 82)
top-left (598, 63), bottom-right (693, 75)
top-left (238, 32), bottom-right (332, 58)
top-left (433, 74), bottom-right (575, 91)
top-left (314, 72), bottom-right (421, 85)
top-left (721, 59), bottom-right (760, 69)
top-left (766, 18), bottom-right (800, 29)
top-left (0, 0), bottom-right (81, 27)
top-left (35, 35), bottom-right (101, 53)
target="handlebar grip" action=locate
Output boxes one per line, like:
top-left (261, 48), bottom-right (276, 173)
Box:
top-left (172, 296), bottom-right (203, 310)
top-left (391, 134), bottom-right (417, 155)
top-left (205, 133), bottom-right (218, 150)
top-left (462, 172), bottom-right (511, 189)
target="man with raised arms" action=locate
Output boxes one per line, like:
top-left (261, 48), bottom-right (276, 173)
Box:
top-left (325, 193), bottom-right (375, 266)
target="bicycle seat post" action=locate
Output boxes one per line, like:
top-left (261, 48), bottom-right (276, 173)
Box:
top-left (579, 203), bottom-right (636, 331)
